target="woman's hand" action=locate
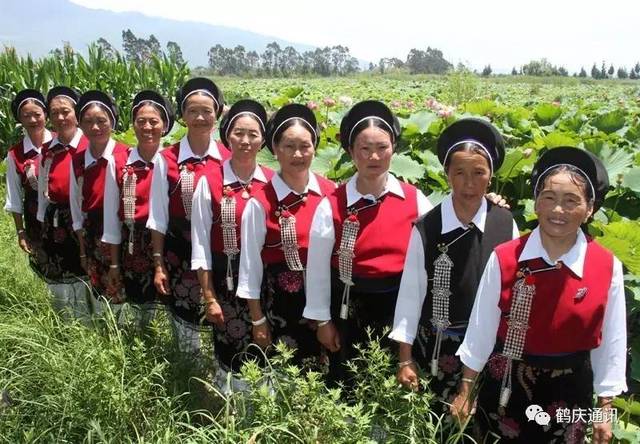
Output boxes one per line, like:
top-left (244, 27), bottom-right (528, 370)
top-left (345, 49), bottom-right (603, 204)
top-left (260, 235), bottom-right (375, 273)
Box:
top-left (252, 322), bottom-right (272, 349)
top-left (204, 298), bottom-right (225, 326)
top-left (153, 264), bottom-right (170, 295)
top-left (486, 192), bottom-right (510, 209)
top-left (106, 267), bottom-right (123, 295)
top-left (397, 362), bottom-right (420, 391)
top-left (17, 231), bottom-right (32, 254)
top-left (316, 321), bottom-right (341, 352)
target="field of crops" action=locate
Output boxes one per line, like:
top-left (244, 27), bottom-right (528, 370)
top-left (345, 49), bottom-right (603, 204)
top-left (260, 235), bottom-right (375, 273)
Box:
top-left (1, 46), bottom-right (640, 442)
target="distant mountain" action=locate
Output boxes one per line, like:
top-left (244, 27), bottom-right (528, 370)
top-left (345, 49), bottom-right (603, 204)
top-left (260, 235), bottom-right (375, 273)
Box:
top-left (1, 0), bottom-right (316, 66)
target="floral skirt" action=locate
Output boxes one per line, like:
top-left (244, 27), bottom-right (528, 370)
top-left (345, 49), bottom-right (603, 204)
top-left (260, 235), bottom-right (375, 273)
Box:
top-left (327, 272), bottom-right (400, 386)
top-left (22, 190), bottom-right (45, 275)
top-left (37, 203), bottom-right (84, 283)
top-left (262, 263), bottom-right (321, 368)
top-left (84, 210), bottom-right (117, 301)
top-left (474, 351), bottom-right (593, 443)
top-left (120, 223), bottom-right (163, 306)
top-left (211, 252), bottom-right (254, 372)
top-left (164, 219), bottom-right (209, 330)
top-left (413, 325), bottom-right (466, 414)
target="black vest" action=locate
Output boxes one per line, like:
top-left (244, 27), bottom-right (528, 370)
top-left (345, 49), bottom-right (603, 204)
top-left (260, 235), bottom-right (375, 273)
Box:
top-left (416, 199), bottom-right (514, 330)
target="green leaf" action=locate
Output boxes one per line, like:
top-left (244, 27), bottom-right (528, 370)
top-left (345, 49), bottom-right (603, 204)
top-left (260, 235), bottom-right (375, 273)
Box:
top-left (256, 149), bottom-right (280, 171)
top-left (496, 148), bottom-right (537, 181)
top-left (599, 144), bottom-right (634, 184)
top-left (282, 86), bottom-right (304, 99)
top-left (596, 220), bottom-right (640, 275)
top-left (533, 103), bottom-right (562, 126)
top-left (463, 100), bottom-right (497, 116)
top-left (311, 144), bottom-right (342, 177)
top-left (399, 111), bottom-right (438, 136)
top-left (591, 109), bottom-right (627, 134)
top-left (389, 153), bottom-right (426, 183)
top-left (622, 168), bottom-right (640, 194)
top-left (541, 131), bottom-right (578, 148)
top-left (425, 190), bottom-right (448, 206)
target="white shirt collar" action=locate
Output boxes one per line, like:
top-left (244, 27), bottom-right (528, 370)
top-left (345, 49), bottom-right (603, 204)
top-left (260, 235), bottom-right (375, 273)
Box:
top-left (49, 128), bottom-right (83, 150)
top-left (85, 138), bottom-right (116, 168)
top-left (440, 193), bottom-right (488, 234)
top-left (177, 135), bottom-right (222, 163)
top-left (222, 158), bottom-right (268, 185)
top-left (345, 172), bottom-right (405, 207)
top-left (23, 129), bottom-right (52, 154)
top-left (518, 227), bottom-right (588, 278)
top-left (270, 171), bottom-right (322, 201)
top-left (127, 146), bottom-right (160, 165)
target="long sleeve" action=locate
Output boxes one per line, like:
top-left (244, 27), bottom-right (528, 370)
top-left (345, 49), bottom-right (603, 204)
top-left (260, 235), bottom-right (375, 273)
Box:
top-left (303, 197), bottom-right (335, 321)
top-left (191, 177), bottom-right (213, 271)
top-left (455, 251), bottom-right (502, 372)
top-left (36, 157), bottom-right (47, 222)
top-left (389, 226), bottom-right (428, 345)
top-left (416, 189), bottom-right (433, 217)
top-left (4, 154), bottom-right (23, 214)
top-left (146, 155), bottom-right (169, 234)
top-left (590, 257), bottom-right (628, 397)
top-left (101, 158), bottom-right (122, 244)
top-left (69, 159), bottom-right (84, 231)
top-left (236, 198), bottom-right (266, 300)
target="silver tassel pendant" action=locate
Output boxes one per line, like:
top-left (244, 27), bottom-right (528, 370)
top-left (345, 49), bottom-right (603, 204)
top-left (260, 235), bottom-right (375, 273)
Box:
top-left (337, 213), bottom-right (359, 320)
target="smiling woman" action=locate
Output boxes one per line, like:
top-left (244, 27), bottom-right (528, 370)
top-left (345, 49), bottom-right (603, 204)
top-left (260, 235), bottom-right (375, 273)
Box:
top-left (451, 147), bottom-right (627, 443)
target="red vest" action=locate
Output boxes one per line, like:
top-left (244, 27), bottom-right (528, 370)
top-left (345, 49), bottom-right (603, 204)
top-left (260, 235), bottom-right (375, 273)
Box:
top-left (209, 165), bottom-right (274, 254)
top-left (72, 142), bottom-right (128, 213)
top-left (495, 234), bottom-right (613, 354)
top-left (41, 134), bottom-right (89, 203)
top-left (329, 182), bottom-right (418, 278)
top-left (254, 174), bottom-right (336, 265)
top-left (161, 143), bottom-right (224, 219)
top-left (112, 149), bottom-right (155, 223)
top-left (8, 140), bottom-right (41, 188)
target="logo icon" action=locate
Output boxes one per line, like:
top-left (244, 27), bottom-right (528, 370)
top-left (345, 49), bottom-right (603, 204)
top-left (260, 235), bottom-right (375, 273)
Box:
top-left (526, 404), bottom-right (551, 426)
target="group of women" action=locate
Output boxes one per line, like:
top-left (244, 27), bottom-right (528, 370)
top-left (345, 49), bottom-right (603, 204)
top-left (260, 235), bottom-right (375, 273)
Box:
top-left (5, 78), bottom-right (627, 443)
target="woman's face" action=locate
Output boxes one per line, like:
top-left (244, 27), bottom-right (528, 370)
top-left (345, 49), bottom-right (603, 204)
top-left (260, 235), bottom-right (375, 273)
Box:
top-left (274, 123), bottom-right (315, 175)
top-left (228, 115), bottom-right (263, 162)
top-left (19, 101), bottom-right (46, 133)
top-left (79, 104), bottom-right (112, 146)
top-left (48, 97), bottom-right (77, 134)
top-left (133, 104), bottom-right (164, 149)
top-left (182, 93), bottom-right (216, 135)
top-left (535, 171), bottom-right (593, 241)
top-left (349, 126), bottom-right (393, 181)
top-left (446, 150), bottom-right (492, 207)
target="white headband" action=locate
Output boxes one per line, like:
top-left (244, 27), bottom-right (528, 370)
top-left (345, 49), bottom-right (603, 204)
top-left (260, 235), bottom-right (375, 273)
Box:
top-left (181, 89), bottom-right (219, 114)
top-left (132, 99), bottom-right (171, 131)
top-left (50, 94), bottom-right (77, 105)
top-left (225, 111), bottom-right (265, 142)
top-left (348, 116), bottom-right (395, 146)
top-left (80, 100), bottom-right (116, 129)
top-left (443, 139), bottom-right (494, 173)
top-left (17, 97), bottom-right (46, 114)
top-left (271, 116), bottom-right (317, 149)
top-left (534, 163), bottom-right (595, 202)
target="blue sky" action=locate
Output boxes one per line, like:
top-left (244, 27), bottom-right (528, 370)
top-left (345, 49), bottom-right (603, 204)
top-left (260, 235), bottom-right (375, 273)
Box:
top-left (71, 0), bottom-right (639, 73)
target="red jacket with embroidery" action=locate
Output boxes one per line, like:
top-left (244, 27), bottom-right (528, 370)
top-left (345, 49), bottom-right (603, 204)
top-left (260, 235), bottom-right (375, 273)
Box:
top-left (41, 134), bottom-right (89, 203)
top-left (495, 234), bottom-right (613, 354)
top-left (112, 149), bottom-right (155, 223)
top-left (253, 174), bottom-right (336, 266)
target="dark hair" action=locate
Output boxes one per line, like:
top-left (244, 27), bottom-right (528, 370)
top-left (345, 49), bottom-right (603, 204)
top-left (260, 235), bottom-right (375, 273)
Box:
top-left (183, 91), bottom-right (217, 112)
top-left (272, 118), bottom-right (315, 146)
top-left (18, 99), bottom-right (46, 116)
top-left (133, 100), bottom-right (169, 127)
top-left (535, 164), bottom-right (594, 204)
top-left (348, 118), bottom-right (395, 149)
top-left (47, 95), bottom-right (76, 110)
top-left (443, 142), bottom-right (491, 173)
top-left (79, 102), bottom-right (113, 125)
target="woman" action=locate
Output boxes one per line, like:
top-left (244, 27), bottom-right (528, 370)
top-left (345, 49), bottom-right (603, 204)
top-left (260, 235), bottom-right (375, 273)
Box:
top-left (102, 90), bottom-right (175, 327)
top-left (390, 118), bottom-right (518, 411)
top-left (237, 103), bottom-right (335, 368)
top-left (147, 77), bottom-right (229, 352)
top-left (37, 86), bottom-right (89, 315)
top-left (5, 89), bottom-right (52, 271)
top-left (191, 99), bottom-right (273, 385)
top-left (69, 90), bottom-right (128, 312)
top-left (303, 100), bottom-right (433, 386)
top-left (451, 147), bottom-right (626, 443)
